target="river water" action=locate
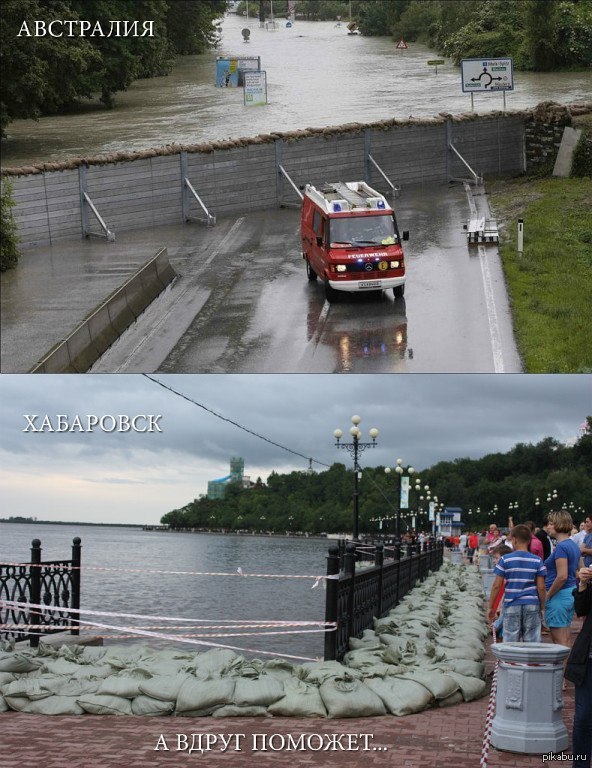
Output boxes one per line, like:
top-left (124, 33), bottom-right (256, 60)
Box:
top-left (0, 522), bottom-right (332, 660)
top-left (2, 14), bottom-right (590, 167)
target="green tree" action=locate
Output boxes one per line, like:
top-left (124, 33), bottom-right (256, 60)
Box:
top-left (0, 0), bottom-right (102, 136)
top-left (523, 0), bottom-right (558, 70)
top-left (165, 0), bottom-right (226, 55)
top-left (0, 180), bottom-right (20, 272)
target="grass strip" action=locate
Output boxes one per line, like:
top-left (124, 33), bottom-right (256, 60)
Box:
top-left (487, 176), bottom-right (592, 373)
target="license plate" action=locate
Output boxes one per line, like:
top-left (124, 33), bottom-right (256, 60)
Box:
top-left (359, 280), bottom-right (381, 289)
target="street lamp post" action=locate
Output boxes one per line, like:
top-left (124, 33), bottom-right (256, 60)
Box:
top-left (334, 415), bottom-right (379, 541)
top-left (385, 458), bottom-right (415, 541)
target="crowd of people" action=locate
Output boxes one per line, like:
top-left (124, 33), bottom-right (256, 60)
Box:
top-left (473, 511), bottom-right (591, 768)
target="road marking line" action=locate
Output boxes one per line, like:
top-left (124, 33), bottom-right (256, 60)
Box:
top-left (478, 244), bottom-right (505, 373)
top-left (465, 182), bottom-right (505, 373)
top-left (113, 217), bottom-right (245, 369)
top-left (203, 217), bottom-right (245, 268)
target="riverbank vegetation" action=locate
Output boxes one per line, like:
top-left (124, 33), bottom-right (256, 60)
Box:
top-left (252, 0), bottom-right (592, 71)
top-left (161, 423), bottom-right (592, 534)
top-left (488, 175), bottom-right (592, 373)
top-left (0, 181), bottom-right (19, 272)
top-left (0, 0), bottom-right (226, 137)
top-left (356, 0), bottom-right (592, 71)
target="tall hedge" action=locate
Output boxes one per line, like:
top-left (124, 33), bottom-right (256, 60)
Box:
top-left (571, 132), bottom-right (592, 178)
top-left (0, 181), bottom-right (20, 272)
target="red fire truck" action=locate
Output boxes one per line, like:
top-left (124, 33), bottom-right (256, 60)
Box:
top-left (301, 181), bottom-right (409, 302)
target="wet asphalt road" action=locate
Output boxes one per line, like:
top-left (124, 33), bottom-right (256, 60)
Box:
top-left (95, 183), bottom-right (520, 374)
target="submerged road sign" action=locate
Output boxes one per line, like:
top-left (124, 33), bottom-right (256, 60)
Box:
top-left (396, 39), bottom-right (408, 49)
top-left (460, 58), bottom-right (514, 92)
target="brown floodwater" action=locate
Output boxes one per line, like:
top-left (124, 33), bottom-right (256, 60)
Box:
top-left (2, 14), bottom-right (590, 167)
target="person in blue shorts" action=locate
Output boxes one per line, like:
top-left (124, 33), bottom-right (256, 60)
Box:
top-left (487, 524), bottom-right (546, 642)
top-left (545, 510), bottom-right (581, 649)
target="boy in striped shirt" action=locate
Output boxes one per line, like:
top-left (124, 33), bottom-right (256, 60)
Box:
top-left (487, 524), bottom-right (547, 642)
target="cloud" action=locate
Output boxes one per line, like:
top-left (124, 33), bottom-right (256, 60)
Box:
top-left (0, 373), bottom-right (589, 524)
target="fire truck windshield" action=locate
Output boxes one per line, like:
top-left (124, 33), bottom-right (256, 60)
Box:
top-left (329, 214), bottom-right (397, 246)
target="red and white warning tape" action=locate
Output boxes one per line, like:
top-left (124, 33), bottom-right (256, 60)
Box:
top-left (2, 563), bottom-right (339, 587)
top-left (0, 599), bottom-right (335, 662)
top-left (1, 599), bottom-right (334, 627)
top-left (480, 622), bottom-right (499, 768)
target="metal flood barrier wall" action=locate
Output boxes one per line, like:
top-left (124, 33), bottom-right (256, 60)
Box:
top-left (5, 113), bottom-right (527, 249)
top-left (324, 540), bottom-right (445, 662)
top-left (30, 247), bottom-right (177, 372)
top-left (0, 538), bottom-right (81, 648)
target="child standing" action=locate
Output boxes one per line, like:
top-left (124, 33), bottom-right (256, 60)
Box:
top-left (487, 524), bottom-right (547, 642)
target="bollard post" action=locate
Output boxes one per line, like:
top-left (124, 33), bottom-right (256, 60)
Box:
top-left (518, 218), bottom-right (524, 255)
top-left (344, 542), bottom-right (357, 644)
top-left (375, 543), bottom-right (384, 618)
top-left (324, 546), bottom-right (340, 661)
top-left (71, 537), bottom-right (81, 637)
top-left (491, 643), bottom-right (570, 753)
top-left (29, 539), bottom-right (41, 648)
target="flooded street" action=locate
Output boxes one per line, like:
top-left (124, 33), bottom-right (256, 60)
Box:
top-left (2, 13), bottom-right (590, 167)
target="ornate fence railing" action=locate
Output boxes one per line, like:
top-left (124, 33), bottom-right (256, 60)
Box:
top-left (0, 538), bottom-right (81, 648)
top-left (324, 539), bottom-right (444, 661)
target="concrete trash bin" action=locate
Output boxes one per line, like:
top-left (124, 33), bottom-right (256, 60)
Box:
top-left (490, 642), bottom-right (570, 754)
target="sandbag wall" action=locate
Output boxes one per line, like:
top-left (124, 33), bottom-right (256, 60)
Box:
top-left (0, 563), bottom-right (487, 718)
top-left (2, 111), bottom-right (530, 249)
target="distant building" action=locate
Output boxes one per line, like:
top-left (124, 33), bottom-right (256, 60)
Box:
top-left (437, 507), bottom-right (463, 537)
top-left (207, 457), bottom-right (251, 499)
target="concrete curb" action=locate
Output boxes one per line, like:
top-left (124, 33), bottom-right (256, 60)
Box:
top-left (29, 248), bottom-right (177, 373)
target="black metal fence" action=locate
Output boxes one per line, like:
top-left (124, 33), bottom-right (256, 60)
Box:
top-left (0, 538), bottom-right (81, 648)
top-left (324, 539), bottom-right (444, 661)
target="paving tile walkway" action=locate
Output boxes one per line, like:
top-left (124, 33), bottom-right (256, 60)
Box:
top-left (2, 628), bottom-right (580, 768)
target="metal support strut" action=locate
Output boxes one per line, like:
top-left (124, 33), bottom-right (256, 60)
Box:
top-left (448, 143), bottom-right (483, 186)
top-left (79, 165), bottom-right (115, 241)
top-left (181, 152), bottom-right (216, 226)
top-left (367, 154), bottom-right (399, 196)
top-left (275, 138), bottom-right (303, 208)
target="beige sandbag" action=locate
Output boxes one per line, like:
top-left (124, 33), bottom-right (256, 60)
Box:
top-left (0, 671), bottom-right (16, 687)
top-left (77, 693), bottom-right (133, 715)
top-left (98, 675), bottom-right (147, 698)
top-left (437, 690), bottom-right (465, 707)
top-left (232, 675), bottom-right (284, 707)
top-left (23, 695), bottom-right (86, 715)
top-left (319, 678), bottom-right (386, 718)
top-left (268, 678), bottom-right (327, 718)
top-left (176, 677), bottom-right (235, 716)
top-left (300, 661), bottom-right (361, 685)
top-left (131, 695), bottom-right (175, 716)
top-left (138, 673), bottom-right (191, 702)
top-left (365, 677), bottom-right (433, 716)
top-left (396, 669), bottom-right (459, 700)
top-left (213, 705), bottom-right (269, 717)
top-left (445, 671), bottom-right (487, 701)
top-left (0, 653), bottom-right (42, 674)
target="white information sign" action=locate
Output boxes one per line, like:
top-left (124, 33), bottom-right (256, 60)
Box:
top-left (460, 58), bottom-right (514, 92)
top-left (428, 501), bottom-right (435, 522)
top-left (244, 70), bottom-right (267, 106)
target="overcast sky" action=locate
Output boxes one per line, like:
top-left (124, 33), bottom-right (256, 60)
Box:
top-left (0, 374), bottom-right (589, 525)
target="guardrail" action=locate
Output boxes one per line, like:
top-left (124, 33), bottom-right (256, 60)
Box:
top-left (324, 540), bottom-right (445, 661)
top-left (29, 248), bottom-right (177, 372)
top-left (0, 538), bottom-right (81, 648)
